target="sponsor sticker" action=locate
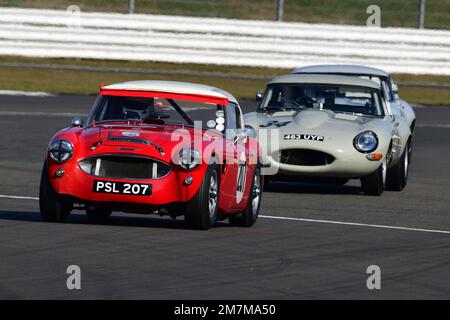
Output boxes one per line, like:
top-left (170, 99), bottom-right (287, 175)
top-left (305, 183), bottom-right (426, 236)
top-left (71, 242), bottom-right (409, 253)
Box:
top-left (207, 120), bottom-right (216, 128)
top-left (216, 117), bottom-right (225, 124)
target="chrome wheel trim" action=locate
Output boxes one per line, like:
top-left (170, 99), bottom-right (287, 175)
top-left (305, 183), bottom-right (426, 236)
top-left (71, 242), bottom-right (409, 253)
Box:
top-left (251, 172), bottom-right (261, 217)
top-left (208, 170), bottom-right (218, 219)
top-left (404, 146), bottom-right (409, 179)
top-left (381, 159), bottom-right (387, 186)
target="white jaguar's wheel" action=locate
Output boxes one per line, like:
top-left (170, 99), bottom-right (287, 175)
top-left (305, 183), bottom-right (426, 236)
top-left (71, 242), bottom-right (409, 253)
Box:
top-left (361, 158), bottom-right (386, 196)
top-left (386, 141), bottom-right (410, 191)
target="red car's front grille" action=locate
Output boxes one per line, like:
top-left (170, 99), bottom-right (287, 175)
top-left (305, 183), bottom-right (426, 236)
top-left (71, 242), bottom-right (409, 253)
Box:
top-left (78, 155), bottom-right (171, 180)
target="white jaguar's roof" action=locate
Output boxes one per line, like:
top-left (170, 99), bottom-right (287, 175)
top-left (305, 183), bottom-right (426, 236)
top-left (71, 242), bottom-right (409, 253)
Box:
top-left (102, 80), bottom-right (238, 105)
top-left (269, 74), bottom-right (381, 90)
top-left (291, 64), bottom-right (390, 78)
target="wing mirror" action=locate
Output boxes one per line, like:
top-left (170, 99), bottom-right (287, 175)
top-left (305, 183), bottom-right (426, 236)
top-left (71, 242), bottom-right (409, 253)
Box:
top-left (234, 127), bottom-right (256, 144)
top-left (392, 82), bottom-right (399, 94)
top-left (391, 82), bottom-right (400, 101)
top-left (71, 116), bottom-right (83, 127)
top-left (234, 128), bottom-right (248, 144)
top-left (244, 125), bottom-right (257, 139)
top-left (256, 89), bottom-right (264, 102)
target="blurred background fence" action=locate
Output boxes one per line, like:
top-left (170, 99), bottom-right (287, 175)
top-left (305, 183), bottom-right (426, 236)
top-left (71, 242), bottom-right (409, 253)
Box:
top-left (0, 7), bottom-right (449, 75)
top-left (0, 0), bottom-right (448, 29)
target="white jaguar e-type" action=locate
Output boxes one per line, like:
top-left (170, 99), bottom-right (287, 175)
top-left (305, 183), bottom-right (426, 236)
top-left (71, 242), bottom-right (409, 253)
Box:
top-left (244, 74), bottom-right (413, 195)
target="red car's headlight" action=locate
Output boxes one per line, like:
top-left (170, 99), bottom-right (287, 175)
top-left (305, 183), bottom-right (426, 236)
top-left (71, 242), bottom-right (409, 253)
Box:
top-left (178, 147), bottom-right (201, 170)
top-left (49, 139), bottom-right (73, 163)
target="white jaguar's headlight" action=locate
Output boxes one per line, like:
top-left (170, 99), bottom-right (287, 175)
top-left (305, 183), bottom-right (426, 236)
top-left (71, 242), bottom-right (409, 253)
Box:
top-left (178, 147), bottom-right (201, 170)
top-left (49, 139), bottom-right (73, 163)
top-left (354, 131), bottom-right (378, 153)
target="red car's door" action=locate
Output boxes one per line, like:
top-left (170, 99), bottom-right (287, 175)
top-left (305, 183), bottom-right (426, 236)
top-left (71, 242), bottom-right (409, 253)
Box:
top-left (218, 105), bottom-right (251, 213)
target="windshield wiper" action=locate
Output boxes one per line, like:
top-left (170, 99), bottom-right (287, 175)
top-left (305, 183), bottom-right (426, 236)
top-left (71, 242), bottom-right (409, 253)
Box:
top-left (334, 111), bottom-right (383, 118)
top-left (284, 106), bottom-right (307, 110)
top-left (258, 107), bottom-right (284, 112)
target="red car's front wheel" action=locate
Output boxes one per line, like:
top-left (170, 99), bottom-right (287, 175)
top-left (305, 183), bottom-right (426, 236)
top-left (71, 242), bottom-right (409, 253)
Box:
top-left (184, 161), bottom-right (220, 230)
top-left (39, 163), bottom-right (73, 222)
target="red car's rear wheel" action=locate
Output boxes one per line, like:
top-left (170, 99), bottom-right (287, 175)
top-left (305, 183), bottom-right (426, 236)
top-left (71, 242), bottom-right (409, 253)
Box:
top-left (229, 166), bottom-right (262, 227)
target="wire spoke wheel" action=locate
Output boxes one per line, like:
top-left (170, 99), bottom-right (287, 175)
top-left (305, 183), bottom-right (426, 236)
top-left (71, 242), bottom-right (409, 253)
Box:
top-left (208, 170), bottom-right (218, 219)
top-left (251, 172), bottom-right (261, 217)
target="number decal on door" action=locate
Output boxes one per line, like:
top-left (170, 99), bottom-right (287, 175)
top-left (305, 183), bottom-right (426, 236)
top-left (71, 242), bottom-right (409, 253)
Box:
top-left (236, 152), bottom-right (247, 204)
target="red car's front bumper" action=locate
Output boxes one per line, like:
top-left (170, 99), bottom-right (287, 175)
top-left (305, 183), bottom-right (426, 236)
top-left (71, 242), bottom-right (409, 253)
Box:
top-left (47, 158), bottom-right (204, 207)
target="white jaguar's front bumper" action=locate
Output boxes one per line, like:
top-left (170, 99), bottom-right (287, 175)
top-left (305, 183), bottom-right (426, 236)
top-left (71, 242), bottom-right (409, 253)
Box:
top-left (261, 143), bottom-right (384, 179)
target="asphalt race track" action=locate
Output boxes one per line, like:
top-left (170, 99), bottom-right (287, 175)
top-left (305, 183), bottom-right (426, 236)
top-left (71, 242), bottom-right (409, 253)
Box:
top-left (0, 94), bottom-right (449, 299)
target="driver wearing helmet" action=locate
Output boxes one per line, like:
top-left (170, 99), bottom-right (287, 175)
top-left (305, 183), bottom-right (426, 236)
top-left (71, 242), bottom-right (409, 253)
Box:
top-left (122, 98), bottom-right (156, 120)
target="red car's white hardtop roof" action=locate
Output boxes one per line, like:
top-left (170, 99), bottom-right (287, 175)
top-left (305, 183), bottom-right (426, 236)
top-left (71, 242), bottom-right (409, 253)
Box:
top-left (102, 80), bottom-right (238, 105)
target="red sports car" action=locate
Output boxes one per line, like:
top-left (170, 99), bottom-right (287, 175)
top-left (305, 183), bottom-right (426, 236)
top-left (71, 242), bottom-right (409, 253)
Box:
top-left (39, 81), bottom-right (262, 230)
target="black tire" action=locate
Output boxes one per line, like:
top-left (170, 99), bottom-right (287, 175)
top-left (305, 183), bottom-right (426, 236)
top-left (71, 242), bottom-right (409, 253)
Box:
top-left (360, 160), bottom-right (386, 196)
top-left (85, 207), bottom-right (112, 222)
top-left (263, 179), bottom-right (271, 191)
top-left (229, 166), bottom-right (262, 227)
top-left (184, 161), bottom-right (220, 230)
top-left (408, 137), bottom-right (413, 164)
top-left (39, 163), bottom-right (73, 222)
top-left (386, 142), bottom-right (410, 191)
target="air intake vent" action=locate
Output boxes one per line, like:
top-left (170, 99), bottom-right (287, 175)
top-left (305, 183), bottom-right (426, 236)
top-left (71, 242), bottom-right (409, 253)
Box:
top-left (277, 149), bottom-right (335, 166)
top-left (79, 155), bottom-right (171, 179)
top-left (108, 136), bottom-right (150, 145)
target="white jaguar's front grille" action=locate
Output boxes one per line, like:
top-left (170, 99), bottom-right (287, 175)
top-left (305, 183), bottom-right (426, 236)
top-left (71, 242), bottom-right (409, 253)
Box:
top-left (275, 149), bottom-right (335, 166)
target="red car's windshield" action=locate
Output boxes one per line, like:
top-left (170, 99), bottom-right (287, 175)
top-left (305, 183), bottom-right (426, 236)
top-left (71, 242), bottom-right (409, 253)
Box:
top-left (89, 94), bottom-right (228, 132)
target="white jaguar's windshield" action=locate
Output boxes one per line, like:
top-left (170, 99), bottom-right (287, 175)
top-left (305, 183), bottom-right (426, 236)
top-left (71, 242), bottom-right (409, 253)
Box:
top-left (259, 84), bottom-right (384, 117)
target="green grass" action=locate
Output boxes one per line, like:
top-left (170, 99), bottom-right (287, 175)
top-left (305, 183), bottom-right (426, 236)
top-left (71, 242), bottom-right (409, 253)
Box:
top-left (0, 56), bottom-right (449, 105)
top-left (0, 57), bottom-right (271, 98)
top-left (1, 0), bottom-right (449, 29)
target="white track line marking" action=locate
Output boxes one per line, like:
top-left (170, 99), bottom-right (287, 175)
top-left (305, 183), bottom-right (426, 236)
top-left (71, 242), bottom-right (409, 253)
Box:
top-left (260, 215), bottom-right (450, 235)
top-left (416, 124), bottom-right (450, 128)
top-left (0, 90), bottom-right (54, 97)
top-left (1, 194), bottom-right (449, 235)
top-left (0, 195), bottom-right (39, 200)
